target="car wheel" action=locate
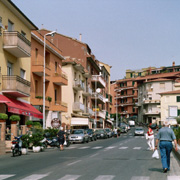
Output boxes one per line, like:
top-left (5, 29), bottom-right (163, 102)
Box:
top-left (82, 138), bottom-right (85, 143)
top-left (86, 138), bottom-right (89, 143)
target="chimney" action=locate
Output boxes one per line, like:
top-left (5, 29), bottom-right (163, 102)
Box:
top-left (79, 33), bottom-right (82, 41)
top-left (172, 61), bottom-right (175, 66)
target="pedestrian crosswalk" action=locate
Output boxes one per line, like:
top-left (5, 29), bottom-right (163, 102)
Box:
top-left (0, 174), bottom-right (180, 180)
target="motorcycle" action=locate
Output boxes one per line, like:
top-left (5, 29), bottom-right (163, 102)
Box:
top-left (11, 135), bottom-right (22, 157)
top-left (46, 137), bottom-right (59, 147)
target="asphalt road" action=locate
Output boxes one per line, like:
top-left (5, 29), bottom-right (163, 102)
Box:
top-left (0, 127), bottom-right (180, 180)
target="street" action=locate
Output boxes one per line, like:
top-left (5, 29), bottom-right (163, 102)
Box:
top-left (0, 128), bottom-right (180, 180)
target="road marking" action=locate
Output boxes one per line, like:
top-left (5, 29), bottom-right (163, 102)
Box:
top-left (119, 147), bottom-right (128, 149)
top-left (92, 146), bottom-right (103, 149)
top-left (131, 176), bottom-right (149, 180)
top-left (94, 175), bottom-right (115, 180)
top-left (66, 146), bottom-right (76, 149)
top-left (104, 146), bottom-right (116, 150)
top-left (167, 176), bottom-right (180, 180)
top-left (119, 143), bottom-right (123, 146)
top-left (21, 173), bottom-right (49, 180)
top-left (58, 175), bottom-right (81, 180)
top-left (133, 147), bottom-right (141, 150)
top-left (90, 153), bottom-right (99, 158)
top-left (78, 146), bottom-right (90, 149)
top-left (67, 160), bottom-right (81, 166)
top-left (0, 175), bottom-right (15, 180)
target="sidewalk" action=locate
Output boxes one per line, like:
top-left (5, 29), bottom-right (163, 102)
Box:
top-left (173, 143), bottom-right (180, 164)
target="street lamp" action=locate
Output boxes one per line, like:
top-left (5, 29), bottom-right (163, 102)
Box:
top-left (43, 31), bottom-right (56, 130)
top-left (116, 91), bottom-right (118, 128)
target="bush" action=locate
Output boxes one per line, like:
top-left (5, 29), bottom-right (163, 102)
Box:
top-left (174, 127), bottom-right (180, 142)
top-left (30, 133), bottom-right (43, 147)
top-left (0, 113), bottom-right (8, 120)
top-left (9, 115), bottom-right (20, 121)
top-left (21, 134), bottom-right (30, 148)
top-left (44, 127), bottom-right (59, 138)
top-left (26, 120), bottom-right (33, 126)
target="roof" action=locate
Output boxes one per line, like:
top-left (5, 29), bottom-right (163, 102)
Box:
top-left (146, 78), bottom-right (173, 83)
top-left (159, 90), bottom-right (180, 95)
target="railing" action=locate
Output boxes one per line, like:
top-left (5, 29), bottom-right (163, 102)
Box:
top-left (54, 72), bottom-right (68, 80)
top-left (73, 80), bottom-right (84, 89)
top-left (91, 75), bottom-right (106, 87)
top-left (84, 107), bottom-right (93, 115)
top-left (2, 75), bottom-right (30, 96)
top-left (92, 92), bottom-right (104, 102)
top-left (54, 101), bottom-right (68, 107)
top-left (32, 61), bottom-right (50, 69)
top-left (73, 102), bottom-right (85, 112)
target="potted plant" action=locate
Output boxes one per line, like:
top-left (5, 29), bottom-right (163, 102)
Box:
top-left (21, 134), bottom-right (30, 155)
top-left (9, 115), bottom-right (20, 124)
top-left (0, 113), bottom-right (8, 122)
top-left (30, 133), bottom-right (43, 152)
top-left (26, 120), bottom-right (33, 128)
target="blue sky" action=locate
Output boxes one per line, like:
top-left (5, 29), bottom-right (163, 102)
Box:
top-left (12, 0), bottom-right (180, 81)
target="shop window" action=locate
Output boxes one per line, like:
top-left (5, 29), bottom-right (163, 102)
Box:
top-left (177, 96), bottom-right (180, 102)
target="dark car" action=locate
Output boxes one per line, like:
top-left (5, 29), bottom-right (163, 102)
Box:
top-left (150, 124), bottom-right (157, 129)
top-left (95, 129), bottom-right (108, 139)
top-left (86, 129), bottom-right (97, 141)
top-left (104, 128), bottom-right (113, 138)
top-left (120, 126), bottom-right (127, 133)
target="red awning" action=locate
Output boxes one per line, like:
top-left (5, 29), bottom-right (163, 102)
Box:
top-left (0, 95), bottom-right (43, 119)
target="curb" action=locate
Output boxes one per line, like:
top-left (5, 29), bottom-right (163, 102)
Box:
top-left (172, 144), bottom-right (180, 163)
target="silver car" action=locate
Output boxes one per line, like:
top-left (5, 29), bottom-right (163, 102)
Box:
top-left (134, 127), bottom-right (144, 136)
top-left (68, 129), bottom-right (90, 143)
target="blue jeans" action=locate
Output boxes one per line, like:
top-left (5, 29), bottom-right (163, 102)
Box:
top-left (159, 141), bottom-right (173, 170)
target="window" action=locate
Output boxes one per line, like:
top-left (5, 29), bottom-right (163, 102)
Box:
top-left (8, 20), bottom-right (14, 31)
top-left (55, 62), bottom-right (57, 73)
top-left (177, 96), bottom-right (180, 102)
top-left (35, 48), bottom-right (38, 61)
top-left (54, 89), bottom-right (57, 103)
top-left (20, 69), bottom-right (25, 79)
top-left (7, 62), bottom-right (12, 75)
top-left (35, 80), bottom-right (38, 96)
top-left (0, 16), bottom-right (2, 36)
top-left (21, 31), bottom-right (26, 37)
top-left (178, 109), bottom-right (180, 116)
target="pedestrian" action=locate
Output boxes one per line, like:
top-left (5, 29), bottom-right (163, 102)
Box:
top-left (57, 126), bottom-right (66, 151)
top-left (114, 127), bottom-right (118, 138)
top-left (155, 120), bottom-right (178, 173)
top-left (147, 125), bottom-right (155, 151)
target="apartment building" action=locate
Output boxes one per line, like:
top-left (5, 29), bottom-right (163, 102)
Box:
top-left (31, 30), bottom-right (68, 128)
top-left (0, 1), bottom-right (42, 125)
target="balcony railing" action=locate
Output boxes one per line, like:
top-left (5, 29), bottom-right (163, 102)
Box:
top-left (91, 92), bottom-right (106, 104)
top-left (73, 80), bottom-right (84, 91)
top-left (83, 107), bottom-right (93, 115)
top-left (52, 72), bottom-right (68, 86)
top-left (82, 86), bottom-right (92, 96)
top-left (50, 101), bottom-right (68, 112)
top-left (32, 61), bottom-right (50, 77)
top-left (2, 75), bottom-right (30, 97)
top-left (3, 31), bottom-right (31, 57)
top-left (91, 75), bottom-right (106, 88)
top-left (72, 102), bottom-right (85, 112)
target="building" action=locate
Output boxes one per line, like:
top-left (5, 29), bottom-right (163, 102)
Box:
top-left (31, 30), bottom-right (68, 128)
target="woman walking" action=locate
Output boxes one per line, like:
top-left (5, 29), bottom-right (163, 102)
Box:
top-left (155, 121), bottom-right (178, 173)
top-left (57, 127), bottom-right (66, 151)
top-left (147, 125), bottom-right (155, 151)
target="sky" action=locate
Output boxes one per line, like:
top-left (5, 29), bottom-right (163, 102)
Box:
top-left (12, 0), bottom-right (180, 81)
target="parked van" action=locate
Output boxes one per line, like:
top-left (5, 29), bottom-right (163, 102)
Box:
top-left (129, 120), bottom-right (135, 127)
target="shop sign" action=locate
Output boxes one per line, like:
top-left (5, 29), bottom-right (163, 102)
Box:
top-left (51, 118), bottom-right (61, 128)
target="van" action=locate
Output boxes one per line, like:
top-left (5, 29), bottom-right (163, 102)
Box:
top-left (129, 120), bottom-right (135, 127)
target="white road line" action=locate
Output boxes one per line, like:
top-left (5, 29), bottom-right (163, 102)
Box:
top-left (92, 146), bottom-right (103, 149)
top-left (21, 173), bottom-right (49, 180)
top-left (133, 147), bottom-right (141, 150)
top-left (167, 176), bottom-right (180, 180)
top-left (58, 175), bottom-right (81, 180)
top-left (130, 176), bottom-right (150, 180)
top-left (119, 147), bottom-right (128, 149)
top-left (78, 146), bottom-right (90, 149)
top-left (67, 160), bottom-right (81, 166)
top-left (66, 146), bottom-right (76, 149)
top-left (90, 153), bottom-right (99, 158)
top-left (104, 146), bottom-right (116, 150)
top-left (94, 175), bottom-right (115, 180)
top-left (0, 175), bottom-right (15, 180)
top-left (119, 143), bottom-right (123, 146)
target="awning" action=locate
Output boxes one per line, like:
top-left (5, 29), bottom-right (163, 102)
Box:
top-left (0, 95), bottom-right (43, 119)
top-left (71, 117), bottom-right (89, 126)
top-left (106, 119), bottom-right (113, 124)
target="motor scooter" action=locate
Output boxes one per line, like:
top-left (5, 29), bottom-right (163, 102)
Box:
top-left (11, 135), bottom-right (22, 157)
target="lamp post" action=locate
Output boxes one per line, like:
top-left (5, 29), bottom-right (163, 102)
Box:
top-left (116, 91), bottom-right (118, 128)
top-left (43, 31), bottom-right (56, 130)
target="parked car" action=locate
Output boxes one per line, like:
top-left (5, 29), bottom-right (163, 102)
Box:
top-left (104, 128), bottom-right (113, 138)
top-left (68, 129), bottom-right (90, 143)
top-left (120, 126), bottom-right (127, 133)
top-left (134, 127), bottom-right (144, 136)
top-left (121, 123), bottom-right (129, 131)
top-left (86, 129), bottom-right (97, 141)
top-left (95, 129), bottom-right (108, 139)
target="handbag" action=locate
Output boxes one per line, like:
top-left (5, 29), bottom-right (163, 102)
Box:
top-left (152, 150), bottom-right (159, 159)
top-left (64, 140), bottom-right (67, 146)
top-left (145, 133), bottom-right (148, 140)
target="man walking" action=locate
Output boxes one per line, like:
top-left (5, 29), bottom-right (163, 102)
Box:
top-left (155, 121), bottom-right (178, 173)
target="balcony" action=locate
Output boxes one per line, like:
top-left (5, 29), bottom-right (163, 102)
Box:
top-left (50, 101), bottom-right (67, 112)
top-left (91, 92), bottom-right (105, 104)
top-left (115, 93), bottom-right (135, 99)
top-left (91, 75), bottom-right (106, 88)
top-left (143, 110), bottom-right (160, 115)
top-left (82, 86), bottom-right (92, 97)
top-left (31, 96), bottom-right (50, 109)
top-left (73, 80), bottom-right (84, 91)
top-left (72, 102), bottom-right (85, 112)
top-left (115, 86), bottom-right (134, 91)
top-left (83, 107), bottom-right (93, 116)
top-left (52, 72), bottom-right (68, 86)
top-left (32, 61), bottom-right (51, 77)
top-left (2, 75), bottom-right (30, 97)
top-left (143, 100), bottom-right (160, 104)
top-left (93, 110), bottom-right (106, 119)
top-left (115, 101), bottom-right (134, 107)
top-left (3, 31), bottom-right (31, 57)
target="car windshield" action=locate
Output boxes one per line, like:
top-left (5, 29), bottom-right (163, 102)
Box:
top-left (87, 129), bottom-right (93, 133)
top-left (105, 129), bottom-right (110, 132)
top-left (96, 130), bottom-right (104, 133)
top-left (72, 130), bottom-right (84, 134)
top-left (135, 128), bottom-right (143, 131)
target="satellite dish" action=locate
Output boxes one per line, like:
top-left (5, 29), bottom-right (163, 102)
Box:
top-left (96, 88), bottom-right (101, 93)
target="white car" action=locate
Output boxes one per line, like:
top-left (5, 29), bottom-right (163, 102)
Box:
top-left (134, 127), bottom-right (144, 136)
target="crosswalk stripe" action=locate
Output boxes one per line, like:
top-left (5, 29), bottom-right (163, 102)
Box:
top-left (58, 175), bottom-right (81, 180)
top-left (78, 146), bottom-right (90, 149)
top-left (21, 173), bottom-right (49, 180)
top-left (119, 147), bottom-right (128, 149)
top-left (67, 160), bottom-right (81, 166)
top-left (133, 147), bottom-right (141, 150)
top-left (94, 175), bottom-right (115, 180)
top-left (0, 175), bottom-right (15, 180)
top-left (104, 146), bottom-right (116, 150)
top-left (130, 176), bottom-right (150, 180)
top-left (167, 176), bottom-right (180, 180)
top-left (67, 146), bottom-right (76, 149)
top-left (92, 146), bottom-right (103, 149)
